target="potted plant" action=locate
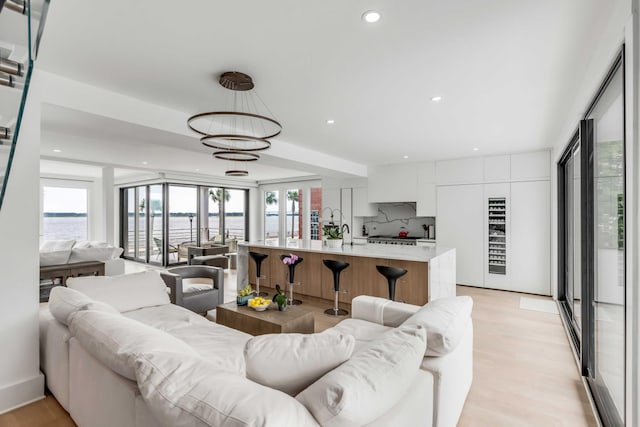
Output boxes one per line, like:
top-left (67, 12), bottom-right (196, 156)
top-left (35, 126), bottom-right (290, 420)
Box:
top-left (236, 284), bottom-right (255, 306)
top-left (273, 284), bottom-right (287, 311)
top-left (322, 215), bottom-right (350, 249)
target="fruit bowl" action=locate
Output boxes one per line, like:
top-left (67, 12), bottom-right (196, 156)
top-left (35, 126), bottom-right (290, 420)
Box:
top-left (248, 297), bottom-right (271, 311)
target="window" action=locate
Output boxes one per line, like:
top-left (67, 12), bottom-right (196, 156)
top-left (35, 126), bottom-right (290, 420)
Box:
top-left (264, 190), bottom-right (279, 243)
top-left (42, 186), bottom-right (88, 240)
top-left (286, 189), bottom-right (301, 240)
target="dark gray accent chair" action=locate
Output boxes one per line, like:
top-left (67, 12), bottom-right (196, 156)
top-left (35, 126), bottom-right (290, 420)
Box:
top-left (161, 266), bottom-right (224, 314)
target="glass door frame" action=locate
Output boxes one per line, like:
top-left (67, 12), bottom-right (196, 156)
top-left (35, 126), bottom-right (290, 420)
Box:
top-left (121, 183), bottom-right (250, 267)
top-left (557, 48), bottom-right (626, 427)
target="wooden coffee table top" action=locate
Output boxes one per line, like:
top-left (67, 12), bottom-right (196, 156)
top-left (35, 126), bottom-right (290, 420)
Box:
top-left (216, 301), bottom-right (315, 336)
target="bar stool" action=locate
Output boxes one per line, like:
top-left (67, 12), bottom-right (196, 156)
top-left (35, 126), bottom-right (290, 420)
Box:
top-left (280, 254), bottom-right (304, 305)
top-left (375, 265), bottom-right (407, 301)
top-left (249, 251), bottom-right (269, 297)
top-left (323, 259), bottom-right (350, 316)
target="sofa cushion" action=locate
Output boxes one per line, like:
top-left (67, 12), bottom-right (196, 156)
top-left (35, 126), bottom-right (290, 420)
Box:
top-left (244, 329), bottom-right (355, 396)
top-left (68, 247), bottom-right (123, 263)
top-left (69, 310), bottom-right (197, 380)
top-left (296, 325), bottom-right (426, 427)
top-left (331, 318), bottom-right (392, 354)
top-left (39, 240), bottom-right (75, 266)
top-left (135, 351), bottom-right (319, 427)
top-left (49, 286), bottom-right (120, 326)
top-left (67, 270), bottom-right (170, 312)
top-left (402, 296), bottom-right (473, 356)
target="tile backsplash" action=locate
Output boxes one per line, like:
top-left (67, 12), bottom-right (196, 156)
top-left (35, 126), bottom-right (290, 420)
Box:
top-left (360, 202), bottom-right (435, 238)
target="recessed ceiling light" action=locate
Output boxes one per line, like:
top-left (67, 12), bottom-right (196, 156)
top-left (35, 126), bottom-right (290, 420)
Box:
top-left (195, 168), bottom-right (200, 172)
top-left (473, 147), bottom-right (479, 152)
top-left (431, 96), bottom-right (443, 102)
top-left (362, 10), bottom-right (381, 23)
top-left (403, 155), bottom-right (409, 159)
top-left (142, 161), bottom-right (148, 165)
top-left (53, 149), bottom-right (62, 153)
top-left (326, 119), bottom-right (335, 125)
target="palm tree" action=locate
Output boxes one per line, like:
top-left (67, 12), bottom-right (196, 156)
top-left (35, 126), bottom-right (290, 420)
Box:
top-left (287, 190), bottom-right (299, 238)
top-left (265, 191), bottom-right (277, 206)
top-left (209, 188), bottom-right (230, 239)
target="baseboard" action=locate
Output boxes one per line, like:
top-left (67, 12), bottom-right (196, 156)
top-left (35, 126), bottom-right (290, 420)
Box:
top-left (0, 373), bottom-right (45, 415)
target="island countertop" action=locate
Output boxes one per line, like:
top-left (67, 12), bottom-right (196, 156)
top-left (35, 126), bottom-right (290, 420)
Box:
top-left (239, 240), bottom-right (453, 262)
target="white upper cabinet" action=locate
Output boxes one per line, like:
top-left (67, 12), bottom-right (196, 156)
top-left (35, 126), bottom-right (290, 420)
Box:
top-left (510, 151), bottom-right (550, 181)
top-left (483, 155), bottom-right (510, 182)
top-left (436, 158), bottom-right (484, 185)
top-left (416, 183), bottom-right (436, 217)
top-left (368, 163), bottom-right (418, 203)
top-left (352, 187), bottom-right (378, 217)
top-left (416, 162), bottom-right (436, 216)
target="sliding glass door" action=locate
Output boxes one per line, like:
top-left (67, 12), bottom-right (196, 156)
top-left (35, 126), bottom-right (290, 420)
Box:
top-left (558, 51), bottom-right (625, 427)
top-left (588, 57), bottom-right (625, 424)
top-left (122, 183), bottom-right (249, 266)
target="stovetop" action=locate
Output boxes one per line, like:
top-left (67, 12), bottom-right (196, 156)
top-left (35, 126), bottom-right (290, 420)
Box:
top-left (367, 235), bottom-right (419, 245)
top-left (367, 235), bottom-right (419, 240)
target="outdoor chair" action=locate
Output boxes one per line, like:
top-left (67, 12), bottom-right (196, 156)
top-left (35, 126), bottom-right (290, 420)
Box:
top-left (152, 237), bottom-right (178, 261)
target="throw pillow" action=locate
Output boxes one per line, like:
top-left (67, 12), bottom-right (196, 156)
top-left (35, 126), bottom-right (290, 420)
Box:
top-left (39, 240), bottom-right (76, 266)
top-left (402, 295), bottom-right (473, 356)
top-left (296, 325), bottom-right (426, 427)
top-left (244, 329), bottom-right (355, 396)
top-left (135, 352), bottom-right (319, 427)
top-left (48, 286), bottom-right (120, 326)
top-left (67, 270), bottom-right (170, 312)
top-left (68, 310), bottom-right (196, 381)
top-left (68, 247), bottom-right (121, 263)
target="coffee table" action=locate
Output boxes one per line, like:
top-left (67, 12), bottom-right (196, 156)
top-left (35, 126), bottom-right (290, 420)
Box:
top-left (216, 302), bottom-right (314, 336)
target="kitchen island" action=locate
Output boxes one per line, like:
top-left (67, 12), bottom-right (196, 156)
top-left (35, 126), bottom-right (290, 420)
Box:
top-left (237, 240), bottom-right (456, 306)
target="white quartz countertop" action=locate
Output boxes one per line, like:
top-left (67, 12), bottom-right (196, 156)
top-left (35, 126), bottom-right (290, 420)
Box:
top-left (240, 240), bottom-right (453, 262)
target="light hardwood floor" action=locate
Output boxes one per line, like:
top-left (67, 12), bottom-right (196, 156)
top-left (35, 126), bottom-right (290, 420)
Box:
top-left (0, 286), bottom-right (597, 426)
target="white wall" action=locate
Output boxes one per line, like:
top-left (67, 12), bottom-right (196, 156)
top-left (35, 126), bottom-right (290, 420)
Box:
top-left (0, 72), bottom-right (45, 413)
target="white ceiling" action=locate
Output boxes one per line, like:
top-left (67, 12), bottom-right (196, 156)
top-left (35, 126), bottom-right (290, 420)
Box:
top-left (36, 0), bottom-right (619, 175)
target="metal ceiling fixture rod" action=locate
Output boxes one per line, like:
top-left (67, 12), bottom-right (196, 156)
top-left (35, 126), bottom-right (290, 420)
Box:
top-left (4, 0), bottom-right (26, 14)
top-left (0, 57), bottom-right (22, 76)
top-left (0, 72), bottom-right (13, 87)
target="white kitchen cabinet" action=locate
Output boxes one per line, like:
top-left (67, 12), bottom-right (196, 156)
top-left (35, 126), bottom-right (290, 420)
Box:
top-left (436, 158), bottom-right (483, 185)
top-left (416, 183), bottom-right (436, 216)
top-left (352, 187), bottom-right (378, 217)
top-left (510, 180), bottom-right (551, 295)
top-left (416, 162), bottom-right (436, 216)
top-left (510, 151), bottom-right (550, 181)
top-left (368, 163), bottom-right (418, 203)
top-left (436, 185), bottom-right (484, 287)
top-left (483, 155), bottom-right (510, 182)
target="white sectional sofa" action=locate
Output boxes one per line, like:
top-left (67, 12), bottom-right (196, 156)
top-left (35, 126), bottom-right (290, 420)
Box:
top-left (39, 270), bottom-right (473, 427)
top-left (40, 240), bottom-right (125, 275)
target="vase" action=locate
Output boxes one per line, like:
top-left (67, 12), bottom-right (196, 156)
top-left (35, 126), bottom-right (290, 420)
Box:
top-left (278, 303), bottom-right (287, 311)
top-left (326, 239), bottom-right (343, 249)
top-left (236, 294), bottom-right (253, 306)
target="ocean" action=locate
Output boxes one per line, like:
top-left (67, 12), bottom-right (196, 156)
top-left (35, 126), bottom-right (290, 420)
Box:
top-left (43, 214), bottom-right (289, 243)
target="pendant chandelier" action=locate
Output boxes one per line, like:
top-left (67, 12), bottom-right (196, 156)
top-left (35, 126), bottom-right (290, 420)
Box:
top-left (187, 71), bottom-right (282, 176)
